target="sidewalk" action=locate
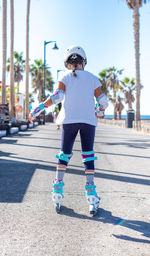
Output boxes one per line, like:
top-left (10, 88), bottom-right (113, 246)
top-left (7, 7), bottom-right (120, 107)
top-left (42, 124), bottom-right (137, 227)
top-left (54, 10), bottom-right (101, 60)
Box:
top-left (0, 123), bottom-right (150, 256)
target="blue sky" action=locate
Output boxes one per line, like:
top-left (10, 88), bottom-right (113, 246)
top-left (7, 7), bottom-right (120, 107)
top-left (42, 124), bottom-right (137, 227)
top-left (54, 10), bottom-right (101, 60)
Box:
top-left (0, 0), bottom-right (150, 115)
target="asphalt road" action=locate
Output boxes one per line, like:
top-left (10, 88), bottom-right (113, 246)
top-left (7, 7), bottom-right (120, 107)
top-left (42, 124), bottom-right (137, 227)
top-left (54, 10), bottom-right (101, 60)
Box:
top-left (0, 123), bottom-right (150, 256)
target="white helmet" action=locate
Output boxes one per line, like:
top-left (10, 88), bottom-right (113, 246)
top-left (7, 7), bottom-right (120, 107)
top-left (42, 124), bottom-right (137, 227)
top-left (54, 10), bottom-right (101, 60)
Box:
top-left (64, 45), bottom-right (87, 68)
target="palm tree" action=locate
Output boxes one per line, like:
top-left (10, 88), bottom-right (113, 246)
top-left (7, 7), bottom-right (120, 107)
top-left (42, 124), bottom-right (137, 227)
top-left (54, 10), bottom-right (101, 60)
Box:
top-left (103, 67), bottom-right (123, 119)
top-left (121, 77), bottom-right (135, 110)
top-left (98, 67), bottom-right (124, 119)
top-left (126, 0), bottom-right (149, 121)
top-left (2, 0), bottom-right (7, 104)
top-left (24, 0), bottom-right (31, 120)
top-left (9, 0), bottom-right (15, 120)
top-left (7, 52), bottom-right (25, 93)
top-left (98, 69), bottom-right (109, 95)
top-left (30, 59), bottom-right (53, 102)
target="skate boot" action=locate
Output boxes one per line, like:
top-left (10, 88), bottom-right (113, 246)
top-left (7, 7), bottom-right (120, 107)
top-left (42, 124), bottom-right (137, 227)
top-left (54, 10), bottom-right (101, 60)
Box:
top-left (85, 184), bottom-right (100, 215)
top-left (52, 181), bottom-right (64, 213)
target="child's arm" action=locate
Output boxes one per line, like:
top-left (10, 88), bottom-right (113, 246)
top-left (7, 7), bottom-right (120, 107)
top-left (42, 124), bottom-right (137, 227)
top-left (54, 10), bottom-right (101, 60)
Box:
top-left (94, 87), bottom-right (108, 117)
top-left (29, 82), bottom-right (65, 123)
top-left (43, 82), bottom-right (65, 108)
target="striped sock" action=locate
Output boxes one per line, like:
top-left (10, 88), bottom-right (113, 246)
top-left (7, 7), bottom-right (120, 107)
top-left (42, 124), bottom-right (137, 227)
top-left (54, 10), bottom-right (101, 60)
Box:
top-left (85, 169), bottom-right (95, 185)
top-left (55, 164), bottom-right (67, 183)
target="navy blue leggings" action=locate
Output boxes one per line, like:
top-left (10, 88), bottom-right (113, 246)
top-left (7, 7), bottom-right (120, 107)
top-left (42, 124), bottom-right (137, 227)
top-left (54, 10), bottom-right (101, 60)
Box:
top-left (58, 123), bottom-right (96, 170)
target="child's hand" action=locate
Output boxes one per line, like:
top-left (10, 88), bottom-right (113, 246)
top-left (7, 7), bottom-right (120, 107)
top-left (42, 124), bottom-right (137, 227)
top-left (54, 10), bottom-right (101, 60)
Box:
top-left (96, 110), bottom-right (104, 118)
top-left (95, 104), bottom-right (104, 118)
top-left (29, 113), bottom-right (35, 123)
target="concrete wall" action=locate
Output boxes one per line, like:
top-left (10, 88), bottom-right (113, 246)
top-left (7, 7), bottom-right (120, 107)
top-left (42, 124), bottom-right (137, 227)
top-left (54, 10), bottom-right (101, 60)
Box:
top-left (99, 118), bottom-right (150, 135)
top-left (133, 120), bottom-right (150, 134)
top-left (98, 119), bottom-right (126, 128)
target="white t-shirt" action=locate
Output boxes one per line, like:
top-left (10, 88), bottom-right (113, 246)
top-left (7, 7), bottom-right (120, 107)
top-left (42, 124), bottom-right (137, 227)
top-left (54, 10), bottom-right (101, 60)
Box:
top-left (56, 70), bottom-right (101, 126)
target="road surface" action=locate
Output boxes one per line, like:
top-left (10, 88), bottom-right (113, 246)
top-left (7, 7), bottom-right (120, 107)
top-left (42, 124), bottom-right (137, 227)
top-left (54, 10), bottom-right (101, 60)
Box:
top-left (0, 123), bottom-right (150, 256)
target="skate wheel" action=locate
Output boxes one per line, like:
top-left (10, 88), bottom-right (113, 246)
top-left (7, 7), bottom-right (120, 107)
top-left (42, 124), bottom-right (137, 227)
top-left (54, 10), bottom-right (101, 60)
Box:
top-left (55, 203), bottom-right (61, 213)
top-left (90, 210), bottom-right (97, 216)
top-left (89, 204), bottom-right (98, 216)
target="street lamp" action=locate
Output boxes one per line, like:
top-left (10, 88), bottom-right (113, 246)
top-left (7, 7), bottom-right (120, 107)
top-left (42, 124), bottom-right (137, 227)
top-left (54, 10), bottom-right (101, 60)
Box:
top-left (43, 41), bottom-right (59, 100)
top-left (57, 69), bottom-right (64, 80)
top-left (43, 40), bottom-right (59, 124)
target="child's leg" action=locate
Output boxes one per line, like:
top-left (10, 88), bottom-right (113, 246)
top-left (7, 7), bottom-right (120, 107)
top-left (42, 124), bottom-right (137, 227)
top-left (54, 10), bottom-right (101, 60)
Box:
top-left (54, 123), bottom-right (79, 183)
top-left (52, 124), bottom-right (79, 212)
top-left (80, 124), bottom-right (100, 214)
top-left (80, 123), bottom-right (96, 185)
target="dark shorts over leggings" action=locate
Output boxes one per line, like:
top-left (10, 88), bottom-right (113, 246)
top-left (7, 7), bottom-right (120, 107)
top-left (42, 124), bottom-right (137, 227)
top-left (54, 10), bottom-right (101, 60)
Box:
top-left (58, 123), bottom-right (96, 170)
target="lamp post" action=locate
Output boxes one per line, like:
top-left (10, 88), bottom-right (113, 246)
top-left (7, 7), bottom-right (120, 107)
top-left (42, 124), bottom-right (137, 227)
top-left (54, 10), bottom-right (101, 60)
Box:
top-left (57, 69), bottom-right (64, 80)
top-left (43, 40), bottom-right (58, 124)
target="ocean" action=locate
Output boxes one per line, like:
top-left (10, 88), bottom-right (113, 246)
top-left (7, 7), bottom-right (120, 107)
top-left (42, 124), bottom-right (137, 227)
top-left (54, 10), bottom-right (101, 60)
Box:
top-left (105, 115), bottom-right (150, 120)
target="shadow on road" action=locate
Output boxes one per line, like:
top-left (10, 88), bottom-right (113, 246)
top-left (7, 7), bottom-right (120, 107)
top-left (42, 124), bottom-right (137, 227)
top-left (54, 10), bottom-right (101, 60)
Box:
top-left (0, 156), bottom-right (150, 204)
top-left (94, 169), bottom-right (150, 186)
top-left (96, 150), bottom-right (150, 160)
top-left (0, 158), bottom-right (56, 203)
top-left (0, 158), bottom-right (150, 244)
top-left (101, 209), bottom-right (150, 244)
top-left (67, 167), bottom-right (150, 187)
top-left (60, 206), bottom-right (150, 244)
top-left (100, 141), bottom-right (150, 149)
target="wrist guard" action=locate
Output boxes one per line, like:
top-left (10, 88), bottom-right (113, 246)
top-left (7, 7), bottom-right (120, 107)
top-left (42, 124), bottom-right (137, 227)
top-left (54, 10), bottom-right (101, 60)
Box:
top-left (31, 103), bottom-right (46, 117)
top-left (96, 94), bottom-right (108, 110)
top-left (95, 103), bottom-right (105, 117)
